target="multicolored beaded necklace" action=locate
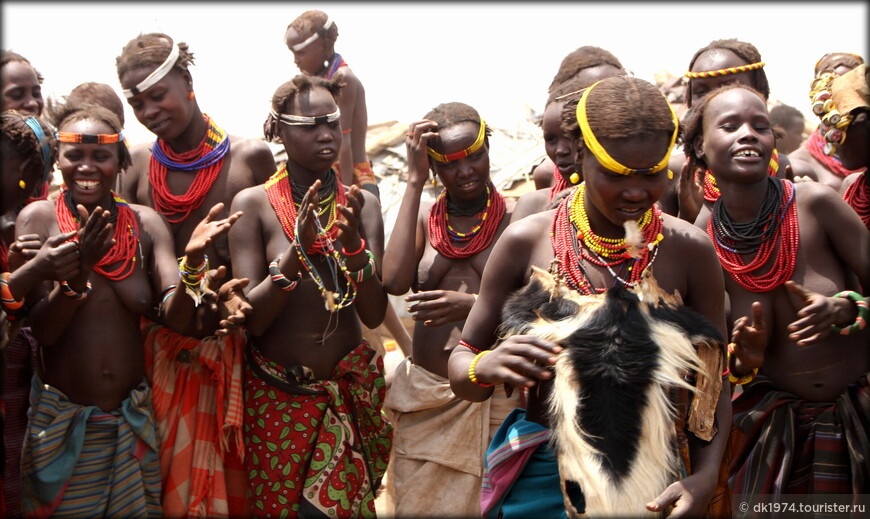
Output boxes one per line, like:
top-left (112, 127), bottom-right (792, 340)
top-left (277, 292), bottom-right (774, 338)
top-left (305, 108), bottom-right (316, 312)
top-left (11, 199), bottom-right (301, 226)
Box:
top-left (704, 148), bottom-right (780, 202)
top-left (55, 187), bottom-right (140, 281)
top-left (708, 177), bottom-right (799, 292)
top-left (321, 53), bottom-right (347, 80)
top-left (427, 181), bottom-right (506, 259)
top-left (149, 114), bottom-right (230, 223)
top-left (843, 173), bottom-right (870, 230)
top-left (550, 183), bottom-right (664, 295)
top-left (805, 128), bottom-right (866, 178)
top-left (264, 164), bottom-right (347, 254)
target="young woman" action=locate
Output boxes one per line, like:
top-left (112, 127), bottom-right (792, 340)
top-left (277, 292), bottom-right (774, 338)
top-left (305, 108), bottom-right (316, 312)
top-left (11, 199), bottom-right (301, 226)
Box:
top-left (682, 82), bottom-right (870, 494)
top-left (229, 75), bottom-right (391, 517)
top-left (116, 32), bottom-right (274, 517)
top-left (381, 102), bottom-right (518, 517)
top-left (447, 76), bottom-right (731, 518)
top-left (14, 99), bottom-right (242, 517)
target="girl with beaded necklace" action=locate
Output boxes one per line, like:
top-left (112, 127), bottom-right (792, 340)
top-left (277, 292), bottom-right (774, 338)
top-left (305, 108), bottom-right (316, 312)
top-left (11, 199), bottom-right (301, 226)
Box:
top-left (447, 75), bottom-right (731, 518)
top-left (13, 98), bottom-right (243, 517)
top-left (682, 82), bottom-right (870, 495)
top-left (381, 101), bottom-right (519, 517)
top-left (228, 74), bottom-right (391, 517)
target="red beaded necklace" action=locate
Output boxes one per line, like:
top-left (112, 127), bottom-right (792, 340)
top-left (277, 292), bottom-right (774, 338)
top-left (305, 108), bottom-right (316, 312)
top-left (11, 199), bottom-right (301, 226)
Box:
top-left (55, 187), bottom-right (140, 281)
top-left (707, 178), bottom-right (799, 292)
top-left (704, 148), bottom-right (780, 202)
top-left (805, 128), bottom-right (866, 178)
top-left (549, 164), bottom-right (570, 202)
top-left (427, 181), bottom-right (506, 259)
top-left (148, 114), bottom-right (229, 223)
top-left (843, 173), bottom-right (870, 230)
top-left (264, 164), bottom-right (347, 254)
top-left (550, 184), bottom-right (664, 295)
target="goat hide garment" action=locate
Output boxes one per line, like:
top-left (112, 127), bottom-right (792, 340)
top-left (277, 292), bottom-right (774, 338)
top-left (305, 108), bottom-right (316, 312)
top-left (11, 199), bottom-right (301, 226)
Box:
top-left (497, 266), bottom-right (724, 517)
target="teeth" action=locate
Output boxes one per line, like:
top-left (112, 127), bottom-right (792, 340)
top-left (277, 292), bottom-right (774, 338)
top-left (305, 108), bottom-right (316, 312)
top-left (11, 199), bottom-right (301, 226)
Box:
top-left (735, 150), bottom-right (760, 157)
top-left (75, 180), bottom-right (100, 191)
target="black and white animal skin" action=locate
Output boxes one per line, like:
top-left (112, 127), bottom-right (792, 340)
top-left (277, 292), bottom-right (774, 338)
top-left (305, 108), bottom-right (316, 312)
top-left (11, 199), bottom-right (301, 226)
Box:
top-left (498, 266), bottom-right (724, 517)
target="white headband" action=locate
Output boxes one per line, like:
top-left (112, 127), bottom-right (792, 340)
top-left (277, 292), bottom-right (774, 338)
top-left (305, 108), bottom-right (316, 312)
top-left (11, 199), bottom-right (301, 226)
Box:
top-left (291, 17), bottom-right (333, 52)
top-left (270, 109), bottom-right (341, 126)
top-left (122, 42), bottom-right (180, 98)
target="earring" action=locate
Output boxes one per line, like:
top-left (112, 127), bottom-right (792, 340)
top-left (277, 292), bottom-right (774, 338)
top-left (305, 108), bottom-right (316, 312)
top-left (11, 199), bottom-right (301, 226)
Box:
top-left (188, 91), bottom-right (195, 100)
top-left (323, 60), bottom-right (330, 69)
top-left (569, 172), bottom-right (581, 185)
top-left (667, 169), bottom-right (674, 180)
top-left (19, 179), bottom-right (27, 190)
top-left (431, 176), bottom-right (437, 187)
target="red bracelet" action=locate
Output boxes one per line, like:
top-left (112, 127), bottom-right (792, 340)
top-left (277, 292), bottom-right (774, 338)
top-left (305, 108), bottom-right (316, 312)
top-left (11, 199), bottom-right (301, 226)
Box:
top-left (458, 339), bottom-right (482, 354)
top-left (342, 238), bottom-right (366, 257)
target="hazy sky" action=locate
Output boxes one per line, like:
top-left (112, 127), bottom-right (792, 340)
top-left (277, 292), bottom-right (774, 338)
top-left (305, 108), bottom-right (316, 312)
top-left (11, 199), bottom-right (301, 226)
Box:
top-left (3, 1), bottom-right (867, 145)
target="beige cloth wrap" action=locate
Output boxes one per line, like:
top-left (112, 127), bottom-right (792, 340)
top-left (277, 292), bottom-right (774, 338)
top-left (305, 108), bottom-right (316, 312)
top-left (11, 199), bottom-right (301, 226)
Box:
top-left (831, 63), bottom-right (869, 114)
top-left (383, 357), bottom-right (520, 518)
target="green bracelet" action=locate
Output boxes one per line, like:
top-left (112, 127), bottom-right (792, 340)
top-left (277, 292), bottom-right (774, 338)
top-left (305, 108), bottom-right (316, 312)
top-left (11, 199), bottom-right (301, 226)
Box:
top-left (831, 290), bottom-right (868, 336)
top-left (348, 250), bottom-right (377, 284)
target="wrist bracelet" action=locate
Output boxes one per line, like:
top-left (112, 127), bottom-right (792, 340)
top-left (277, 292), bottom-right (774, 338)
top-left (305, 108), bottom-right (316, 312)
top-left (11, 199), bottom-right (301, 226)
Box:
top-left (831, 290), bottom-right (868, 336)
top-left (348, 250), bottom-right (377, 284)
top-left (269, 255), bottom-right (301, 292)
top-left (341, 238), bottom-right (366, 257)
top-left (0, 272), bottom-right (25, 311)
top-left (468, 349), bottom-right (494, 387)
top-left (59, 280), bottom-right (92, 300)
top-left (726, 344), bottom-right (757, 385)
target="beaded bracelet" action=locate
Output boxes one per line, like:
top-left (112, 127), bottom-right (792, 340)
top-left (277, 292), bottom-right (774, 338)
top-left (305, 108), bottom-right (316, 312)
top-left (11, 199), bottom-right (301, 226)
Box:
top-left (348, 250), bottom-right (377, 284)
top-left (179, 254), bottom-right (208, 284)
top-left (468, 350), bottom-right (494, 387)
top-left (161, 285), bottom-right (178, 305)
top-left (341, 238), bottom-right (366, 257)
top-left (0, 272), bottom-right (25, 311)
top-left (726, 343), bottom-right (757, 385)
top-left (458, 339), bottom-right (482, 354)
top-left (59, 280), bottom-right (92, 300)
top-left (268, 255), bottom-right (302, 292)
top-left (831, 290), bottom-right (868, 336)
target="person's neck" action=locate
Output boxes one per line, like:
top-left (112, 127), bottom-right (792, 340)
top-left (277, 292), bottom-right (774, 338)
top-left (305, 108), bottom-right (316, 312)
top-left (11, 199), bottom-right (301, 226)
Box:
top-left (165, 107), bottom-right (207, 153)
top-left (717, 176), bottom-right (770, 222)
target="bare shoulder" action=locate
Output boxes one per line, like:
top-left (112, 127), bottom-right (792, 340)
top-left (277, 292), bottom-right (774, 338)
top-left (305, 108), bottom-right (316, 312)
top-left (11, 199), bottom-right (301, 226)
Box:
top-left (794, 178), bottom-right (841, 206)
top-left (661, 213), bottom-right (714, 251)
top-left (503, 209), bottom-right (553, 245)
top-left (228, 135), bottom-right (277, 182)
top-left (334, 66), bottom-right (363, 89)
top-left (15, 199), bottom-right (55, 228)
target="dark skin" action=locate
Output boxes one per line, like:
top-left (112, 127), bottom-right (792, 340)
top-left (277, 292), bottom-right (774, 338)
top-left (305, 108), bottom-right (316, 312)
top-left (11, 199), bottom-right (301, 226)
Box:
top-left (382, 118), bottom-right (513, 380)
top-left (691, 88), bottom-right (870, 403)
top-left (119, 65), bottom-right (275, 337)
top-left (229, 85), bottom-right (386, 378)
top-left (448, 133), bottom-right (731, 517)
top-left (285, 26), bottom-right (375, 198)
top-left (13, 117), bottom-right (242, 412)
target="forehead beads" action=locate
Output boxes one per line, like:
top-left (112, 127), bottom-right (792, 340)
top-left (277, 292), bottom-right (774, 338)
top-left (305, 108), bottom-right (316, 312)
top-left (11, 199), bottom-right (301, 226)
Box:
top-left (427, 118), bottom-right (487, 163)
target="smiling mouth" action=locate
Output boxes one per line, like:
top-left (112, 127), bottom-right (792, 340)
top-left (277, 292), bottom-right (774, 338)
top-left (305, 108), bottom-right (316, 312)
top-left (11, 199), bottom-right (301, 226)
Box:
top-left (74, 180), bottom-right (101, 191)
top-left (734, 149), bottom-right (761, 158)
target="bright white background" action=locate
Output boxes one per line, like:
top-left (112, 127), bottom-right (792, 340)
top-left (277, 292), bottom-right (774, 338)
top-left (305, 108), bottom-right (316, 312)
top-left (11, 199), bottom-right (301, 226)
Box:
top-left (3, 1), bottom-right (867, 146)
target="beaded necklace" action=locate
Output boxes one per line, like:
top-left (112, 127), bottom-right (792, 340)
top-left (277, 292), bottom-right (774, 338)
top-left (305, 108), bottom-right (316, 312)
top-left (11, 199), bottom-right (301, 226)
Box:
top-left (843, 173), bottom-right (870, 230)
top-left (264, 164), bottom-right (347, 254)
top-left (321, 53), bottom-right (348, 80)
top-left (704, 148), bottom-right (780, 202)
top-left (549, 164), bottom-right (570, 202)
top-left (708, 177), bottom-right (799, 292)
top-left (427, 181), bottom-right (506, 259)
top-left (149, 114), bottom-right (230, 223)
top-left (293, 210), bottom-right (357, 315)
top-left (550, 183), bottom-right (664, 294)
top-left (805, 128), bottom-right (866, 178)
top-left (55, 187), bottom-right (140, 281)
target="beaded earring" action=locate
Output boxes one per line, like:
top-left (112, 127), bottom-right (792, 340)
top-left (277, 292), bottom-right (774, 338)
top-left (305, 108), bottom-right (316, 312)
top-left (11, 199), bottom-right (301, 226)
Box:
top-left (19, 180), bottom-right (27, 190)
top-left (569, 172), bottom-right (580, 185)
top-left (188, 91), bottom-right (195, 100)
top-left (323, 60), bottom-right (330, 69)
top-left (667, 169), bottom-right (674, 180)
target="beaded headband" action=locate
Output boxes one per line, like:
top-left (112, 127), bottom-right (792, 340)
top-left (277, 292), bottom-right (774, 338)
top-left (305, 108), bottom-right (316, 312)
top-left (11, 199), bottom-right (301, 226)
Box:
top-left (270, 109), bottom-right (341, 126)
top-left (122, 41), bottom-right (180, 98)
top-left (427, 118), bottom-right (487, 163)
top-left (576, 81), bottom-right (678, 175)
top-left (291, 18), bottom-right (333, 52)
top-left (56, 131), bottom-right (125, 144)
top-left (808, 72), bottom-right (853, 155)
top-left (684, 61), bottom-right (765, 79)
top-left (23, 116), bottom-right (52, 179)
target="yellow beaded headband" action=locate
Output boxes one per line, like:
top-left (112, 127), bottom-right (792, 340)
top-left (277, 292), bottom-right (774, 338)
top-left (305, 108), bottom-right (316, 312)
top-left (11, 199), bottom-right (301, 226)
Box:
top-left (427, 118), bottom-right (487, 163)
top-left (576, 81), bottom-right (679, 175)
top-left (684, 61), bottom-right (765, 79)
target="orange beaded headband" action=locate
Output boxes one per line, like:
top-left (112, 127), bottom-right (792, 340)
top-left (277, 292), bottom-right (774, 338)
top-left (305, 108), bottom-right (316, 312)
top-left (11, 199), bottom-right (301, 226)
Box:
top-left (684, 61), bottom-right (765, 79)
top-left (56, 131), bottom-right (125, 144)
top-left (427, 118), bottom-right (487, 163)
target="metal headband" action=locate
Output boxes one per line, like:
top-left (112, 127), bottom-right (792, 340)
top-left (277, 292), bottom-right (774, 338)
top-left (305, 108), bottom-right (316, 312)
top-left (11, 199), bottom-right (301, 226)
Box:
top-left (122, 42), bottom-right (180, 98)
top-left (291, 18), bottom-right (333, 52)
top-left (576, 80), bottom-right (678, 175)
top-left (270, 109), bottom-right (341, 126)
top-left (23, 116), bottom-right (52, 179)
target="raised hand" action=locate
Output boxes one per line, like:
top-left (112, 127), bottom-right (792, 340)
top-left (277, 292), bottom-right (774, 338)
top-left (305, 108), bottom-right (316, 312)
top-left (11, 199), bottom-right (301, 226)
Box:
top-left (75, 204), bottom-right (114, 273)
top-left (677, 161), bottom-right (704, 223)
top-left (295, 179), bottom-right (321, 253)
top-left (731, 300), bottom-right (766, 371)
top-left (186, 202), bottom-right (243, 257)
top-left (335, 184), bottom-right (365, 249)
top-left (406, 289), bottom-right (475, 327)
top-left (22, 232), bottom-right (80, 281)
top-left (405, 119), bottom-right (439, 188)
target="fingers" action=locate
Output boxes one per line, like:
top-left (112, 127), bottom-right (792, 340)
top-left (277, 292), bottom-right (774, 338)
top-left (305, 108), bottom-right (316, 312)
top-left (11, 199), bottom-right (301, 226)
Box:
top-left (646, 482), bottom-right (679, 513)
top-left (405, 290), bottom-right (440, 304)
top-left (44, 231), bottom-right (77, 247)
top-left (204, 202), bottom-right (226, 222)
top-left (750, 301), bottom-right (764, 330)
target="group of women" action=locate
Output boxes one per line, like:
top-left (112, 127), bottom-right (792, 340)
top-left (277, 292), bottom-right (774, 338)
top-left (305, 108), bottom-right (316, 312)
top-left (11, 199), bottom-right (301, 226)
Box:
top-left (1, 9), bottom-right (868, 519)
